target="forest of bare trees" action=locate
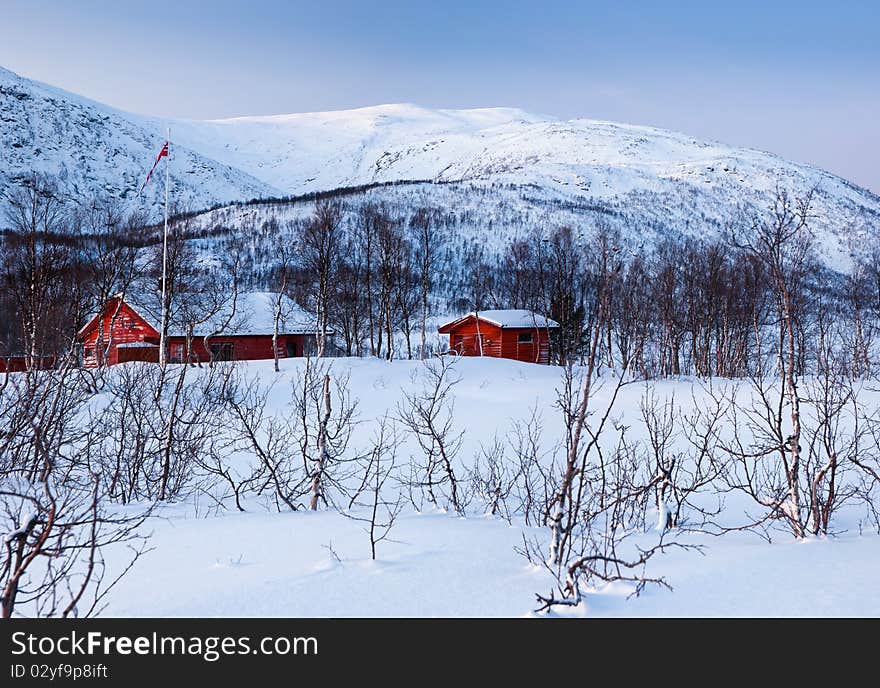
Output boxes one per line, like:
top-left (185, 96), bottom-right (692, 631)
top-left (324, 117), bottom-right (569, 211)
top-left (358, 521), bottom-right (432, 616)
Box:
top-left (4, 176), bottom-right (878, 380)
top-left (1, 174), bottom-right (879, 616)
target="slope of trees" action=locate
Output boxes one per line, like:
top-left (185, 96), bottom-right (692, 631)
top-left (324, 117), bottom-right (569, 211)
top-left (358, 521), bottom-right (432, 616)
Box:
top-left (2, 174), bottom-right (879, 616)
top-left (4, 175), bottom-right (877, 380)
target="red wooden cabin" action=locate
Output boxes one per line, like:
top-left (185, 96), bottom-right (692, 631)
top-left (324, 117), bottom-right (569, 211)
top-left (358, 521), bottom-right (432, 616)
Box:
top-left (77, 292), bottom-right (323, 367)
top-left (437, 310), bottom-right (558, 364)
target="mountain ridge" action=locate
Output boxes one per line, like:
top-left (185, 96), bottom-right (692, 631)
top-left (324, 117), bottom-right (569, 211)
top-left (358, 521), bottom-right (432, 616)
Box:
top-left (1, 65), bottom-right (878, 270)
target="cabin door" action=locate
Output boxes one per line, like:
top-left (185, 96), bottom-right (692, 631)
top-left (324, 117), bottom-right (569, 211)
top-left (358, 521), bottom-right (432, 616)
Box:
top-left (210, 342), bottom-right (234, 361)
top-left (454, 334), bottom-right (484, 356)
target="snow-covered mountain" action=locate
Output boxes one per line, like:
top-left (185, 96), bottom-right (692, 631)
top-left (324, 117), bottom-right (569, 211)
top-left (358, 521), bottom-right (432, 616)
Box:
top-left (162, 102), bottom-right (880, 270)
top-left (2, 65), bottom-right (878, 268)
top-left (0, 66), bottom-right (280, 212)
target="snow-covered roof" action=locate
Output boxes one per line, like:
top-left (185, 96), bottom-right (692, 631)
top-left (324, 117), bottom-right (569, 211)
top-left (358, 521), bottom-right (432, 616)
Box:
top-left (175, 291), bottom-right (323, 337)
top-left (438, 310), bottom-right (559, 331)
top-left (81, 291), bottom-right (325, 339)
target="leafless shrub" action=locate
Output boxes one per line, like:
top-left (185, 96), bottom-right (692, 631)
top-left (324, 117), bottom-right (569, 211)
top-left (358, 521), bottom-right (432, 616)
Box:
top-left (219, 369), bottom-right (305, 511)
top-left (397, 357), bottom-right (464, 514)
top-left (508, 406), bottom-right (555, 527)
top-left (291, 358), bottom-right (360, 511)
top-left (641, 385), bottom-right (727, 533)
top-left (518, 363), bottom-right (693, 613)
top-left (194, 368), bottom-right (266, 512)
top-left (346, 414), bottom-right (404, 559)
top-left (469, 435), bottom-right (516, 522)
top-left (0, 365), bottom-right (150, 618)
top-left (92, 362), bottom-right (220, 503)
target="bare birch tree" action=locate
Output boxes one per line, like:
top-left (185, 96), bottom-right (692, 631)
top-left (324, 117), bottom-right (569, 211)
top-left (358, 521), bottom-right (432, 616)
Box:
top-left (398, 358), bottom-right (464, 513)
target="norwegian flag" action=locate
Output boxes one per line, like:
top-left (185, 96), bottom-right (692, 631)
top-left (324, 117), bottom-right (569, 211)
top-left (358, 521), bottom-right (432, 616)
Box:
top-left (139, 141), bottom-right (169, 194)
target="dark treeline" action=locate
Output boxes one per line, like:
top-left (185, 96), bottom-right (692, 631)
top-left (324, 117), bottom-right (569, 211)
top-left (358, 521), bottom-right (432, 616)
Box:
top-left (481, 218), bottom-right (879, 379)
top-left (270, 186), bottom-right (880, 378)
top-left (2, 174), bottom-right (879, 380)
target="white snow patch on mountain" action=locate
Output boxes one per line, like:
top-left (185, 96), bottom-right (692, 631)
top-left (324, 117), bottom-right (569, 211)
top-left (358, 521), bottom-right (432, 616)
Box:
top-left (0, 66), bottom-right (280, 213)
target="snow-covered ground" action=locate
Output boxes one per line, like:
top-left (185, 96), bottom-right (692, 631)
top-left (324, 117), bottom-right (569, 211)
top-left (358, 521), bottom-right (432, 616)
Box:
top-left (95, 357), bottom-right (880, 617)
top-left (103, 500), bottom-right (880, 618)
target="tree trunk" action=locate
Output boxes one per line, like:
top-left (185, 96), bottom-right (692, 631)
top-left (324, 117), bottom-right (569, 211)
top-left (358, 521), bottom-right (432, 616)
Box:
top-left (310, 374), bottom-right (332, 510)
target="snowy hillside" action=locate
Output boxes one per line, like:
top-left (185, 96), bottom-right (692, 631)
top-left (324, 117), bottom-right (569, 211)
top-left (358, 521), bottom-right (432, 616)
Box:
top-left (2, 65), bottom-right (879, 268)
top-left (0, 66), bottom-right (279, 212)
top-left (155, 104), bottom-right (548, 192)
top-left (165, 101), bottom-right (876, 215)
top-left (168, 104), bottom-right (879, 270)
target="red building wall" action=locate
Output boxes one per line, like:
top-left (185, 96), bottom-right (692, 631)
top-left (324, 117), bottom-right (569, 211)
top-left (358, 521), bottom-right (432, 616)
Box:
top-left (0, 356), bottom-right (56, 373)
top-left (166, 334), bottom-right (308, 363)
top-left (446, 320), bottom-right (503, 358)
top-left (500, 328), bottom-right (551, 364)
top-left (116, 346), bottom-right (159, 364)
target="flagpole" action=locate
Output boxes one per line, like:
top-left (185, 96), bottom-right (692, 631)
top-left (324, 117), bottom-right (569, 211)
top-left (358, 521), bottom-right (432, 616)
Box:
top-left (159, 127), bottom-right (170, 367)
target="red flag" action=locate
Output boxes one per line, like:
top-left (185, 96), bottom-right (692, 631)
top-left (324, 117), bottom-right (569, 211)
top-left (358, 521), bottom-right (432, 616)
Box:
top-left (139, 141), bottom-right (169, 193)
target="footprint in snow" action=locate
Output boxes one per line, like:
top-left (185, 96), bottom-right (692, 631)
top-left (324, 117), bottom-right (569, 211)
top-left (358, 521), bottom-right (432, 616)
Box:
top-left (212, 555), bottom-right (251, 569)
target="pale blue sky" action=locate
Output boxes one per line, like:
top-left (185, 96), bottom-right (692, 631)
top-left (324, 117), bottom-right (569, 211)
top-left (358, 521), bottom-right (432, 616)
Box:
top-left (1, 1), bottom-right (878, 191)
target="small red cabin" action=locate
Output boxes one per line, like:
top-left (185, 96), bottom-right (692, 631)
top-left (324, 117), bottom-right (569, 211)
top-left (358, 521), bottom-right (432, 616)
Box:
top-left (437, 310), bottom-right (558, 364)
top-left (77, 292), bottom-right (323, 367)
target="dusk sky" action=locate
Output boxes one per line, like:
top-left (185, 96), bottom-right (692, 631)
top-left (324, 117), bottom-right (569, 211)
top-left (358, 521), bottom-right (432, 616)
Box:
top-left (1, 0), bottom-right (877, 191)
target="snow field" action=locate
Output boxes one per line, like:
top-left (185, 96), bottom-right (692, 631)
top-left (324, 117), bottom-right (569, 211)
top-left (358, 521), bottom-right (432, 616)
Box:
top-left (93, 357), bottom-right (880, 617)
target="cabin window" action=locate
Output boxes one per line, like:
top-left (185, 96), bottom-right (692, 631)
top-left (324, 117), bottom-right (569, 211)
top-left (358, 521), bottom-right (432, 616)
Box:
top-left (211, 342), bottom-right (234, 361)
top-left (286, 341), bottom-right (299, 358)
top-left (517, 333), bottom-right (533, 344)
top-left (169, 343), bottom-right (185, 363)
top-left (84, 347), bottom-right (94, 358)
